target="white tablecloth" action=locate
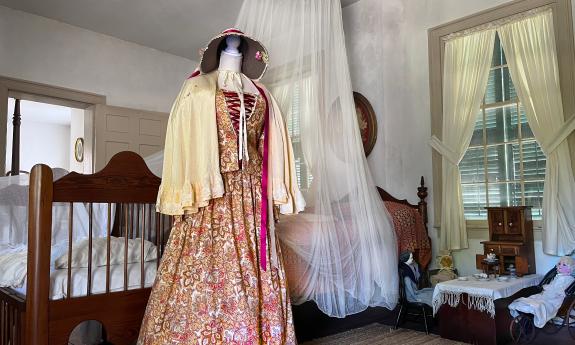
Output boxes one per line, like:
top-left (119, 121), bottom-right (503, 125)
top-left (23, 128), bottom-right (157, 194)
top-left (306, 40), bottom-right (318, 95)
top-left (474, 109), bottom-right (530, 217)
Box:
top-left (432, 274), bottom-right (541, 318)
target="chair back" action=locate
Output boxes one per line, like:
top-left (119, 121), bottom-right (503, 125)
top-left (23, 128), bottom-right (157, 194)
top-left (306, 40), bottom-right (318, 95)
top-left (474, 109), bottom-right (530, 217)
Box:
top-left (398, 266), bottom-right (408, 304)
top-left (539, 267), bottom-right (558, 287)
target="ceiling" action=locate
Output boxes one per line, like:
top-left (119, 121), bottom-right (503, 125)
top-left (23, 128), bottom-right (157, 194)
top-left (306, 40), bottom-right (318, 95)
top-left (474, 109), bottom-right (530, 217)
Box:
top-left (0, 0), bottom-right (361, 61)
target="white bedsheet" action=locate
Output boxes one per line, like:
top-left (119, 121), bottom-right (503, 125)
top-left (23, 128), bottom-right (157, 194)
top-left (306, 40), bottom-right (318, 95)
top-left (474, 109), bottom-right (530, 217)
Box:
top-left (0, 239), bottom-right (158, 299)
top-left (12, 260), bottom-right (157, 300)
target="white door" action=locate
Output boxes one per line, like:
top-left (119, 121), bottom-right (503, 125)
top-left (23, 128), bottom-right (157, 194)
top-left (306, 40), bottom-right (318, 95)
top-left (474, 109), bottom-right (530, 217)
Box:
top-left (94, 104), bottom-right (168, 171)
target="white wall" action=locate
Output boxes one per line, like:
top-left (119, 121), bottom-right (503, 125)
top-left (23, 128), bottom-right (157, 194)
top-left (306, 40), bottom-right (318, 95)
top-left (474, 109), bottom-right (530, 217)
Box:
top-left (7, 119), bottom-right (70, 172)
top-left (342, 0), bottom-right (575, 275)
top-left (0, 5), bottom-right (196, 113)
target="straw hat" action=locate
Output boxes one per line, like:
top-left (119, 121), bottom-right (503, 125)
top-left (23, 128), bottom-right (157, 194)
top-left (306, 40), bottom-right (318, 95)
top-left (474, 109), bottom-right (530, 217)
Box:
top-left (199, 28), bottom-right (269, 80)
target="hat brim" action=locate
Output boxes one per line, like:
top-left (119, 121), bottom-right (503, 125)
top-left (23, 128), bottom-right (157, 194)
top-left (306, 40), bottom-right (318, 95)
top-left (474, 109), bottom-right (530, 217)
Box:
top-left (200, 31), bottom-right (268, 80)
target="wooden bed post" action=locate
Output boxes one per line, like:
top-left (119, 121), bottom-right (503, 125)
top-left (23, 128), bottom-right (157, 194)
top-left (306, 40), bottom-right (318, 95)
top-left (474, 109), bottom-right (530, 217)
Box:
top-left (26, 164), bottom-right (53, 345)
top-left (417, 176), bottom-right (428, 227)
top-left (10, 99), bottom-right (21, 176)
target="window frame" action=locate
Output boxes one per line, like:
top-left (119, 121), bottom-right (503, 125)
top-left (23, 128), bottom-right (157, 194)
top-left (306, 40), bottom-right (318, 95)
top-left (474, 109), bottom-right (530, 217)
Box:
top-left (428, 0), bottom-right (575, 230)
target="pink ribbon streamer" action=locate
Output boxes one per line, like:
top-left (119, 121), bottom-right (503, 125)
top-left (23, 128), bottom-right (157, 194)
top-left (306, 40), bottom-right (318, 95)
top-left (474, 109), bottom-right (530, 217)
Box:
top-left (253, 82), bottom-right (269, 271)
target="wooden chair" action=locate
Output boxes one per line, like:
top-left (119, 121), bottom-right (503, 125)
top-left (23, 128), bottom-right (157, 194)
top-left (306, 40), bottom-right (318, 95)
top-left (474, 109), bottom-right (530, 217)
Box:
top-left (394, 267), bottom-right (434, 334)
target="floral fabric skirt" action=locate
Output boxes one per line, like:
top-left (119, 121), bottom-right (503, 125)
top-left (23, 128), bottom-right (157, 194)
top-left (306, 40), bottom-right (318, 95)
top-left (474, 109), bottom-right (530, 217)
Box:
top-left (138, 170), bottom-right (296, 344)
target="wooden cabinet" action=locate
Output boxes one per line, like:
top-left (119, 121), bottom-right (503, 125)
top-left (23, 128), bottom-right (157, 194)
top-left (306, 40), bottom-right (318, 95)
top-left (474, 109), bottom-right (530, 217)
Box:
top-left (476, 207), bottom-right (536, 276)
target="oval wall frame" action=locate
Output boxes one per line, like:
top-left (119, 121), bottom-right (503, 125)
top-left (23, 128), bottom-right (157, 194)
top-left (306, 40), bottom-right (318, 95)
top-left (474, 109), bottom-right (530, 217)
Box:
top-left (353, 91), bottom-right (377, 156)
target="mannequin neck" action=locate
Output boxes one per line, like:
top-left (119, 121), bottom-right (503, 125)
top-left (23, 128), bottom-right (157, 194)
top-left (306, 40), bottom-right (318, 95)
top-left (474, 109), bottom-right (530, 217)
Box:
top-left (218, 51), bottom-right (242, 73)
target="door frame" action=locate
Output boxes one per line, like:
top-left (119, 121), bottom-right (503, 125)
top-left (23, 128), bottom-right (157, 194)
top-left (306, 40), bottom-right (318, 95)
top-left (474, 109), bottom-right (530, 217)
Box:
top-left (0, 76), bottom-right (106, 174)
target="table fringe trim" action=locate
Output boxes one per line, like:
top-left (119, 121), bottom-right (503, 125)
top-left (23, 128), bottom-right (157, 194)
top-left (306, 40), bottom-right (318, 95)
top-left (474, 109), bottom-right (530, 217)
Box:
top-left (433, 291), bottom-right (495, 318)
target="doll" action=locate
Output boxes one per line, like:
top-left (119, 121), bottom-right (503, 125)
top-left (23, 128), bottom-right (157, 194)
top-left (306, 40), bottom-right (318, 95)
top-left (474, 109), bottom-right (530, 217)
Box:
top-left (399, 251), bottom-right (434, 307)
top-left (430, 251), bottom-right (458, 286)
top-left (508, 256), bottom-right (575, 328)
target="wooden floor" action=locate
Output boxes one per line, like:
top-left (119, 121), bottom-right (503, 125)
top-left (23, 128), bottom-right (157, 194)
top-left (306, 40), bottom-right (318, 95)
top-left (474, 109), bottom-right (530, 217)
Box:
top-left (293, 301), bottom-right (574, 345)
top-left (405, 318), bottom-right (573, 345)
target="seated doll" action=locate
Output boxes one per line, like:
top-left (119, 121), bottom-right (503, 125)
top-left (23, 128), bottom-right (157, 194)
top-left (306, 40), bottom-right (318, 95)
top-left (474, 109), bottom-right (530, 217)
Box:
top-left (508, 256), bottom-right (575, 328)
top-left (430, 251), bottom-right (458, 286)
top-left (399, 251), bottom-right (434, 307)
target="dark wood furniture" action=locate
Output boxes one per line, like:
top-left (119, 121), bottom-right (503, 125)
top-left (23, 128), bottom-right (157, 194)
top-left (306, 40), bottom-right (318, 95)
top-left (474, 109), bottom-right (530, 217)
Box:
top-left (437, 273), bottom-right (548, 345)
top-left (293, 177), bottom-right (430, 342)
top-left (438, 206), bottom-right (537, 345)
top-left (476, 206), bottom-right (536, 276)
top-left (0, 151), bottom-right (172, 345)
top-left (438, 292), bottom-right (517, 345)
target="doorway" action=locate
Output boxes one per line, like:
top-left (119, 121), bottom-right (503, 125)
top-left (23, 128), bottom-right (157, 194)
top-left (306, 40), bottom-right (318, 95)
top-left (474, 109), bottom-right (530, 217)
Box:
top-left (5, 98), bottom-right (82, 174)
top-left (0, 76), bottom-right (105, 176)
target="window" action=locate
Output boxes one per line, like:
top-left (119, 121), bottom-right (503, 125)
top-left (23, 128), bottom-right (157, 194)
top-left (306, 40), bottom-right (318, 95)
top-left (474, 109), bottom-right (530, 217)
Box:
top-left (428, 0), bottom-right (575, 229)
top-left (285, 82), bottom-right (313, 190)
top-left (459, 34), bottom-right (546, 220)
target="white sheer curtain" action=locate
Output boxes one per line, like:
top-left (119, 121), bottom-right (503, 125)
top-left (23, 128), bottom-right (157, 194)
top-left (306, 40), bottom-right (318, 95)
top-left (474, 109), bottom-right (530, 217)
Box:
top-left (429, 29), bottom-right (495, 251)
top-left (236, 0), bottom-right (398, 317)
top-left (498, 10), bottom-right (575, 255)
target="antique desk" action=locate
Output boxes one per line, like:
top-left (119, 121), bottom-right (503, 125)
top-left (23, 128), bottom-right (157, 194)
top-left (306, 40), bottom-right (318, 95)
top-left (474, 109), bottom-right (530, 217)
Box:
top-left (432, 275), bottom-right (540, 345)
top-left (476, 206), bottom-right (536, 276)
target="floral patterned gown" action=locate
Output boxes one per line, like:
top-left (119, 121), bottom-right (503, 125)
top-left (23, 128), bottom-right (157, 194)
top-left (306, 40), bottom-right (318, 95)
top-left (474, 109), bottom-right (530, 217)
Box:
top-left (138, 89), bottom-right (296, 344)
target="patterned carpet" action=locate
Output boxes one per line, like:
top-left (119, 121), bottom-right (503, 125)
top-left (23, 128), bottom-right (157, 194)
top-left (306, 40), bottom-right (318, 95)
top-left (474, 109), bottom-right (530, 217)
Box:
top-left (301, 323), bottom-right (468, 345)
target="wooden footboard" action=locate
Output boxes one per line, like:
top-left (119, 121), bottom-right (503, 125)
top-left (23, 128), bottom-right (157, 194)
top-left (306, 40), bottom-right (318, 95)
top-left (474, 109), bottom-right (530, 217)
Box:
top-left (0, 288), bottom-right (25, 345)
top-left (13, 152), bottom-right (171, 345)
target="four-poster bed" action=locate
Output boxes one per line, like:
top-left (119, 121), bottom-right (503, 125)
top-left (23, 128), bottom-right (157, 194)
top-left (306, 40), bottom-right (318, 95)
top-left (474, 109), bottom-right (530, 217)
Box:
top-left (290, 179), bottom-right (431, 342)
top-left (6, 98), bottom-right (22, 176)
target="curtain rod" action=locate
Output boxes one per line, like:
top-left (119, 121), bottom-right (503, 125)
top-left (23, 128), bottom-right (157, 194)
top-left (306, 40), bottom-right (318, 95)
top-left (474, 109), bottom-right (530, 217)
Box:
top-left (442, 6), bottom-right (552, 42)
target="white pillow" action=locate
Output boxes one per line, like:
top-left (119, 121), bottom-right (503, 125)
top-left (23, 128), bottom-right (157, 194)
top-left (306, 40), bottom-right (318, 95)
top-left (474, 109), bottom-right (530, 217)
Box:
top-left (55, 236), bottom-right (157, 269)
top-left (0, 250), bottom-right (27, 287)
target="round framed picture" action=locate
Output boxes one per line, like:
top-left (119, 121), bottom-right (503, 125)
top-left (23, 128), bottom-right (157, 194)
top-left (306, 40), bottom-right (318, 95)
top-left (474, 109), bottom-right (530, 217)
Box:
top-left (353, 92), bottom-right (377, 156)
top-left (74, 138), bottom-right (84, 163)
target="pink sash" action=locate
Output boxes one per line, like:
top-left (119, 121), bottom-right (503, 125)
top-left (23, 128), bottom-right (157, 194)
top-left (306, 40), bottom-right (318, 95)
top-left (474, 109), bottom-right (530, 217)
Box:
top-left (253, 82), bottom-right (270, 271)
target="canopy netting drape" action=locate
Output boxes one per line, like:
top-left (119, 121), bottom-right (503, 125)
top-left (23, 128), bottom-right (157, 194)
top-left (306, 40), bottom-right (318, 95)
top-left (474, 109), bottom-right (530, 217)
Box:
top-left (235, 0), bottom-right (398, 317)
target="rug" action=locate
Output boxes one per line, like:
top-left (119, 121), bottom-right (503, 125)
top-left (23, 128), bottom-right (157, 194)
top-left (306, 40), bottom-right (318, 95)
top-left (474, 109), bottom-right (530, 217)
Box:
top-left (301, 323), bottom-right (468, 344)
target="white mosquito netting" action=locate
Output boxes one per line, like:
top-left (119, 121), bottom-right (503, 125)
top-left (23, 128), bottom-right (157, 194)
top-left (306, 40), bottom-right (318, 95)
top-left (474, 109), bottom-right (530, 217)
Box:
top-left (143, 0), bottom-right (398, 317)
top-left (235, 0), bottom-right (398, 317)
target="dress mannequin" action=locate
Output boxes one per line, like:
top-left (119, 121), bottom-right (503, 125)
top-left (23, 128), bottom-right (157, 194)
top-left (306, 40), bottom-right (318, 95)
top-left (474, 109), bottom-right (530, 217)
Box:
top-left (138, 29), bottom-right (302, 344)
top-left (217, 35), bottom-right (259, 94)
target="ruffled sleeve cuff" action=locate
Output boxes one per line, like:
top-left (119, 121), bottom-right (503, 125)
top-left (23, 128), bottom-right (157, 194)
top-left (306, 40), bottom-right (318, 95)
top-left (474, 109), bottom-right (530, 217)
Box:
top-left (156, 173), bottom-right (224, 215)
